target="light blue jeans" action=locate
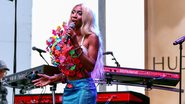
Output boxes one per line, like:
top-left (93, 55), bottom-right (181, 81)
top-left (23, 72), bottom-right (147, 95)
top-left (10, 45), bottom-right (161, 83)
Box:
top-left (62, 78), bottom-right (97, 104)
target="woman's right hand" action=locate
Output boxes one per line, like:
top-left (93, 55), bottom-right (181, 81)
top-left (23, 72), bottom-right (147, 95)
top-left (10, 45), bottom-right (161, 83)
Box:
top-left (32, 74), bottom-right (52, 87)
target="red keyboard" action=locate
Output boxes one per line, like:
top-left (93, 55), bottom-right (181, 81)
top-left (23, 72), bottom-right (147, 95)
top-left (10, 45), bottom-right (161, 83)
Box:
top-left (104, 65), bottom-right (180, 86)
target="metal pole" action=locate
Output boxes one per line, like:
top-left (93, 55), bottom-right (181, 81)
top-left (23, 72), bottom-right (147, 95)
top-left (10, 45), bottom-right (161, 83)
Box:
top-left (179, 43), bottom-right (182, 104)
top-left (12, 0), bottom-right (17, 103)
top-left (50, 84), bottom-right (57, 104)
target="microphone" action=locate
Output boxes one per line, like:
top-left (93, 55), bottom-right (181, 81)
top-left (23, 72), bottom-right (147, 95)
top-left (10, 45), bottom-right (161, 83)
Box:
top-left (32, 46), bottom-right (49, 65)
top-left (64, 22), bottom-right (76, 44)
top-left (103, 51), bottom-right (113, 55)
top-left (173, 35), bottom-right (185, 45)
top-left (32, 46), bottom-right (46, 53)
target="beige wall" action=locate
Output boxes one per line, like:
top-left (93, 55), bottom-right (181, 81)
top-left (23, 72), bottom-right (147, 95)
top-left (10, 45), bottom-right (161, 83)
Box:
top-left (146, 0), bottom-right (185, 104)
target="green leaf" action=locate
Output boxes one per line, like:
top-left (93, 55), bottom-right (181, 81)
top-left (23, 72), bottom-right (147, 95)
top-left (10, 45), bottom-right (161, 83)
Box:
top-left (70, 65), bottom-right (76, 70)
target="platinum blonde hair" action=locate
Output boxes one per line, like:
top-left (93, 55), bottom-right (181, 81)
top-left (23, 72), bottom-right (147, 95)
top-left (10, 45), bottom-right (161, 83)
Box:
top-left (77, 4), bottom-right (104, 79)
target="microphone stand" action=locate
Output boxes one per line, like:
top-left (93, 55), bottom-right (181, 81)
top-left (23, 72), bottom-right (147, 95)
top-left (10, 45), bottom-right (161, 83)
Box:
top-left (111, 54), bottom-right (120, 91)
top-left (37, 52), bottom-right (56, 104)
top-left (50, 83), bottom-right (57, 104)
top-left (38, 52), bottom-right (49, 65)
top-left (103, 52), bottom-right (121, 91)
top-left (112, 57), bottom-right (120, 67)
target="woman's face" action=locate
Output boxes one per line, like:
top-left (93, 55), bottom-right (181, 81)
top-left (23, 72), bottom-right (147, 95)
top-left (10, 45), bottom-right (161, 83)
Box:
top-left (70, 5), bottom-right (83, 28)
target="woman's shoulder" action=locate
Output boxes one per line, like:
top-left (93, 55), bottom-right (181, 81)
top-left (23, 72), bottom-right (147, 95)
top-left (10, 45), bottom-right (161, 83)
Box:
top-left (86, 33), bottom-right (99, 46)
top-left (87, 33), bottom-right (98, 41)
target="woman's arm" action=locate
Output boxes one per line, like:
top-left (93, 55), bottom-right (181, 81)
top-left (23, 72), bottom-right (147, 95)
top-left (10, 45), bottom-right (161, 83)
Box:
top-left (77, 34), bottom-right (99, 72)
top-left (32, 73), bottom-right (66, 87)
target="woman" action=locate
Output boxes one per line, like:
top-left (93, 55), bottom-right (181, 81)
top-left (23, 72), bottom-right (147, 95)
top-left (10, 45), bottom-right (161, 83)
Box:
top-left (33, 3), bottom-right (104, 104)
